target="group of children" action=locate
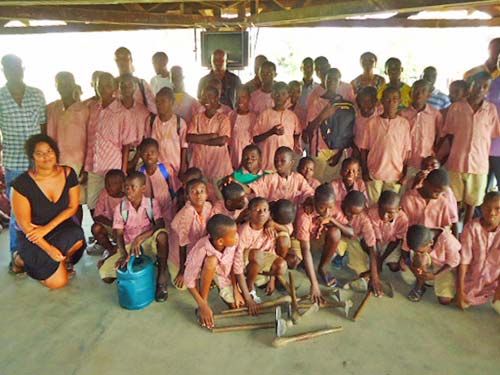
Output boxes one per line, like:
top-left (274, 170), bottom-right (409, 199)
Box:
top-left (42, 48), bottom-right (499, 326)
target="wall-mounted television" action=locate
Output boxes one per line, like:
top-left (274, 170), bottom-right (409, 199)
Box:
top-left (200, 31), bottom-right (249, 69)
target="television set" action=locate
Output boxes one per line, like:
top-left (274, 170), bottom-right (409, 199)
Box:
top-left (200, 31), bottom-right (249, 69)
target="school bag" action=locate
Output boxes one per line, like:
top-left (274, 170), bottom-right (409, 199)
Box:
top-left (140, 162), bottom-right (176, 199)
top-left (120, 197), bottom-right (155, 226)
top-left (320, 95), bottom-right (356, 150)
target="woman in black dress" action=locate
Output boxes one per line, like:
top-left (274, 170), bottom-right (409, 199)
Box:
top-left (10, 134), bottom-right (86, 288)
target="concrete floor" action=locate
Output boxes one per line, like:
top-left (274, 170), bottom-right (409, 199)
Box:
top-left (0, 210), bottom-right (499, 375)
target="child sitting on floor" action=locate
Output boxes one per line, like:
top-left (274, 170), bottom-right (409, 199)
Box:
top-left (236, 197), bottom-right (288, 301)
top-left (295, 184), bottom-right (354, 301)
top-left (98, 171), bottom-right (169, 302)
top-left (230, 144), bottom-right (269, 184)
top-left (170, 178), bottom-right (213, 290)
top-left (457, 192), bottom-right (500, 313)
top-left (367, 190), bottom-right (409, 272)
top-left (297, 156), bottom-right (321, 190)
top-left (185, 214), bottom-right (258, 329)
top-left (401, 224), bottom-right (461, 304)
top-left (270, 199), bottom-right (297, 269)
top-left (330, 157), bottom-right (367, 207)
top-left (90, 169), bottom-right (125, 257)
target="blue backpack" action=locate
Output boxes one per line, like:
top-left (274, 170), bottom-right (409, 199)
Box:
top-left (140, 162), bottom-right (176, 199)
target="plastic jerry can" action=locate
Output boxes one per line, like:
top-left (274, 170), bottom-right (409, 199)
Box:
top-left (117, 254), bottom-right (155, 310)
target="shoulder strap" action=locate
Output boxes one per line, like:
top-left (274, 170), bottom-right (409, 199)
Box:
top-left (157, 163), bottom-right (170, 180)
top-left (146, 197), bottom-right (155, 225)
top-left (176, 114), bottom-right (181, 136)
top-left (149, 113), bottom-right (156, 130)
top-left (120, 200), bottom-right (129, 225)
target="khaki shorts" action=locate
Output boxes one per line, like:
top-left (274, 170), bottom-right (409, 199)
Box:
top-left (87, 172), bottom-right (105, 210)
top-left (448, 171), bottom-right (488, 206)
top-left (99, 228), bottom-right (167, 279)
top-left (244, 248), bottom-right (279, 287)
top-left (314, 149), bottom-right (348, 183)
top-left (290, 235), bottom-right (348, 262)
top-left (367, 179), bottom-right (401, 206)
top-left (401, 256), bottom-right (456, 299)
top-left (67, 163), bottom-right (87, 205)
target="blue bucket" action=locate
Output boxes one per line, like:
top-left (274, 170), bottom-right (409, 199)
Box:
top-left (117, 254), bottom-right (155, 310)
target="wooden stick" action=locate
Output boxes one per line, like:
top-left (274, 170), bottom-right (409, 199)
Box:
top-left (211, 322), bottom-right (275, 333)
top-left (214, 307), bottom-right (276, 319)
top-left (298, 301), bottom-right (345, 309)
top-left (219, 295), bottom-right (292, 314)
top-left (352, 291), bottom-right (371, 321)
top-left (272, 326), bottom-right (343, 348)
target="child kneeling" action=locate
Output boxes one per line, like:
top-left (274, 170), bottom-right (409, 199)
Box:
top-left (98, 172), bottom-right (169, 302)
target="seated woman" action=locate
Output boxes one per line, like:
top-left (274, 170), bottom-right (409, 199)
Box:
top-left (10, 134), bottom-right (86, 289)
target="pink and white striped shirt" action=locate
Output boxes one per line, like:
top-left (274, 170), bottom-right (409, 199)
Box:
top-left (249, 89), bottom-right (273, 115)
top-left (233, 222), bottom-right (276, 275)
top-left (94, 189), bottom-right (123, 221)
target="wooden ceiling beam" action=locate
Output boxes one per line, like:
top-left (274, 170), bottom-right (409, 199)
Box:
top-left (0, 5), bottom-right (221, 27)
top-left (0, 0), bottom-right (223, 5)
top-left (122, 4), bottom-right (146, 12)
top-left (250, 0), bottom-right (500, 26)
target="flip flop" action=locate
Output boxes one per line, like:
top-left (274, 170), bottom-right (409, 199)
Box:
top-left (321, 274), bottom-right (337, 288)
top-left (408, 286), bottom-right (426, 302)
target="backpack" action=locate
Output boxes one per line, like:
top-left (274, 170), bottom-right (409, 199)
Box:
top-left (121, 197), bottom-right (155, 226)
top-left (319, 96), bottom-right (356, 150)
top-left (140, 162), bottom-right (176, 199)
top-left (149, 113), bottom-right (182, 136)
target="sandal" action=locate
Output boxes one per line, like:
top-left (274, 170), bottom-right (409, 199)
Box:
top-left (8, 252), bottom-right (25, 274)
top-left (321, 274), bottom-right (337, 288)
top-left (408, 286), bottom-right (426, 302)
top-left (155, 283), bottom-right (168, 302)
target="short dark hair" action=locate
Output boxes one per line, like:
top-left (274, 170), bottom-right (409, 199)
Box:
top-left (25, 134), bottom-right (60, 162)
top-left (412, 79), bottom-right (432, 91)
top-left (275, 146), bottom-right (293, 159)
top-left (360, 52), bottom-right (377, 62)
top-left (115, 46), bottom-right (132, 56)
top-left (1, 54), bottom-right (22, 68)
top-left (326, 68), bottom-right (341, 79)
top-left (297, 156), bottom-right (315, 171)
top-left (248, 197), bottom-right (268, 210)
top-left (343, 190), bottom-right (366, 208)
top-left (186, 178), bottom-right (207, 194)
top-left (341, 157), bottom-right (361, 170)
top-left (425, 168), bottom-right (449, 188)
top-left (302, 57), bottom-right (314, 65)
top-left (314, 56), bottom-right (329, 66)
top-left (105, 169), bottom-right (126, 182)
top-left (183, 167), bottom-right (203, 182)
top-left (207, 214), bottom-right (236, 240)
top-left (483, 191), bottom-right (500, 205)
top-left (379, 190), bottom-right (400, 206)
top-left (242, 144), bottom-right (262, 157)
top-left (270, 199), bottom-right (296, 225)
top-left (139, 137), bottom-right (159, 153)
top-left (314, 183), bottom-right (336, 204)
top-left (381, 85), bottom-right (401, 99)
top-left (126, 171), bottom-right (146, 185)
top-left (261, 61), bottom-right (276, 72)
top-left (385, 57), bottom-right (402, 69)
top-left (406, 224), bottom-right (433, 251)
top-left (272, 81), bottom-right (288, 93)
top-left (203, 85), bottom-right (219, 98)
top-left (152, 51), bottom-right (168, 61)
top-left (221, 182), bottom-right (245, 201)
top-left (450, 79), bottom-right (468, 91)
top-left (55, 71), bottom-right (75, 84)
top-left (156, 86), bottom-right (175, 101)
top-left (356, 86), bottom-right (378, 103)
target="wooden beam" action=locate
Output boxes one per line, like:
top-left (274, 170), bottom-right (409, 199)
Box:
top-left (250, 0), bottom-right (500, 26)
top-left (0, 24), bottom-right (173, 34)
top-left (0, 6), bottom-right (219, 27)
top-left (122, 4), bottom-right (146, 12)
top-left (0, 0), bottom-right (221, 5)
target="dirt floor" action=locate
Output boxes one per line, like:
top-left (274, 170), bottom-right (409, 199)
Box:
top-left (0, 211), bottom-right (498, 375)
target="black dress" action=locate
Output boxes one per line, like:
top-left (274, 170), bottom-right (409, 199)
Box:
top-left (11, 167), bottom-right (86, 280)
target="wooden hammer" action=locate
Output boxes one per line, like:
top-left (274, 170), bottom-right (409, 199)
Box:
top-left (272, 326), bottom-right (343, 348)
top-left (211, 322), bottom-right (275, 333)
top-left (219, 295), bottom-right (292, 315)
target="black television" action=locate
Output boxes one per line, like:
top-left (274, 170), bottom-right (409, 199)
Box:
top-left (200, 31), bottom-right (249, 69)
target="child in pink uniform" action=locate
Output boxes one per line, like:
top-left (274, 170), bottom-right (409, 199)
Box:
top-left (360, 86), bottom-right (411, 204)
top-left (151, 87), bottom-right (189, 190)
top-left (99, 172), bottom-right (169, 301)
top-left (185, 215), bottom-right (259, 329)
top-left (187, 86), bottom-right (233, 180)
top-left (295, 184), bottom-right (355, 294)
top-left (139, 138), bottom-right (175, 223)
top-left (229, 86), bottom-right (257, 170)
top-left (297, 157), bottom-right (321, 190)
top-left (439, 72), bottom-right (500, 225)
top-left (211, 182), bottom-right (248, 222)
top-left (244, 147), bottom-right (314, 207)
top-left (368, 191), bottom-right (408, 272)
top-left (249, 61), bottom-right (276, 115)
top-left (201, 78), bottom-right (233, 116)
top-left (235, 197), bottom-right (288, 300)
top-left (90, 170), bottom-right (125, 257)
top-left (401, 224), bottom-right (461, 304)
top-left (353, 86), bottom-right (379, 159)
top-left (400, 80), bottom-right (443, 180)
top-left (252, 82), bottom-right (301, 171)
top-left (401, 168), bottom-right (458, 237)
top-left (458, 192), bottom-right (500, 313)
top-left (330, 158), bottom-right (367, 207)
top-left (85, 72), bottom-right (136, 213)
top-left (170, 179), bottom-right (213, 290)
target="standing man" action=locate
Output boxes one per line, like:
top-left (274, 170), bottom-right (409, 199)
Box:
top-left (0, 54), bottom-right (46, 270)
top-left (197, 49), bottom-right (241, 109)
top-left (422, 66), bottom-right (451, 110)
top-left (150, 51), bottom-right (173, 94)
top-left (114, 46), bottom-right (157, 114)
top-left (244, 54), bottom-right (268, 94)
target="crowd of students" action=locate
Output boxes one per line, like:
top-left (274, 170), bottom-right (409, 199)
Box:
top-left (1, 39), bottom-right (499, 328)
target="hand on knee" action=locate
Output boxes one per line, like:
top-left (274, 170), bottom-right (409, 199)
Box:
top-left (270, 258), bottom-right (288, 276)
